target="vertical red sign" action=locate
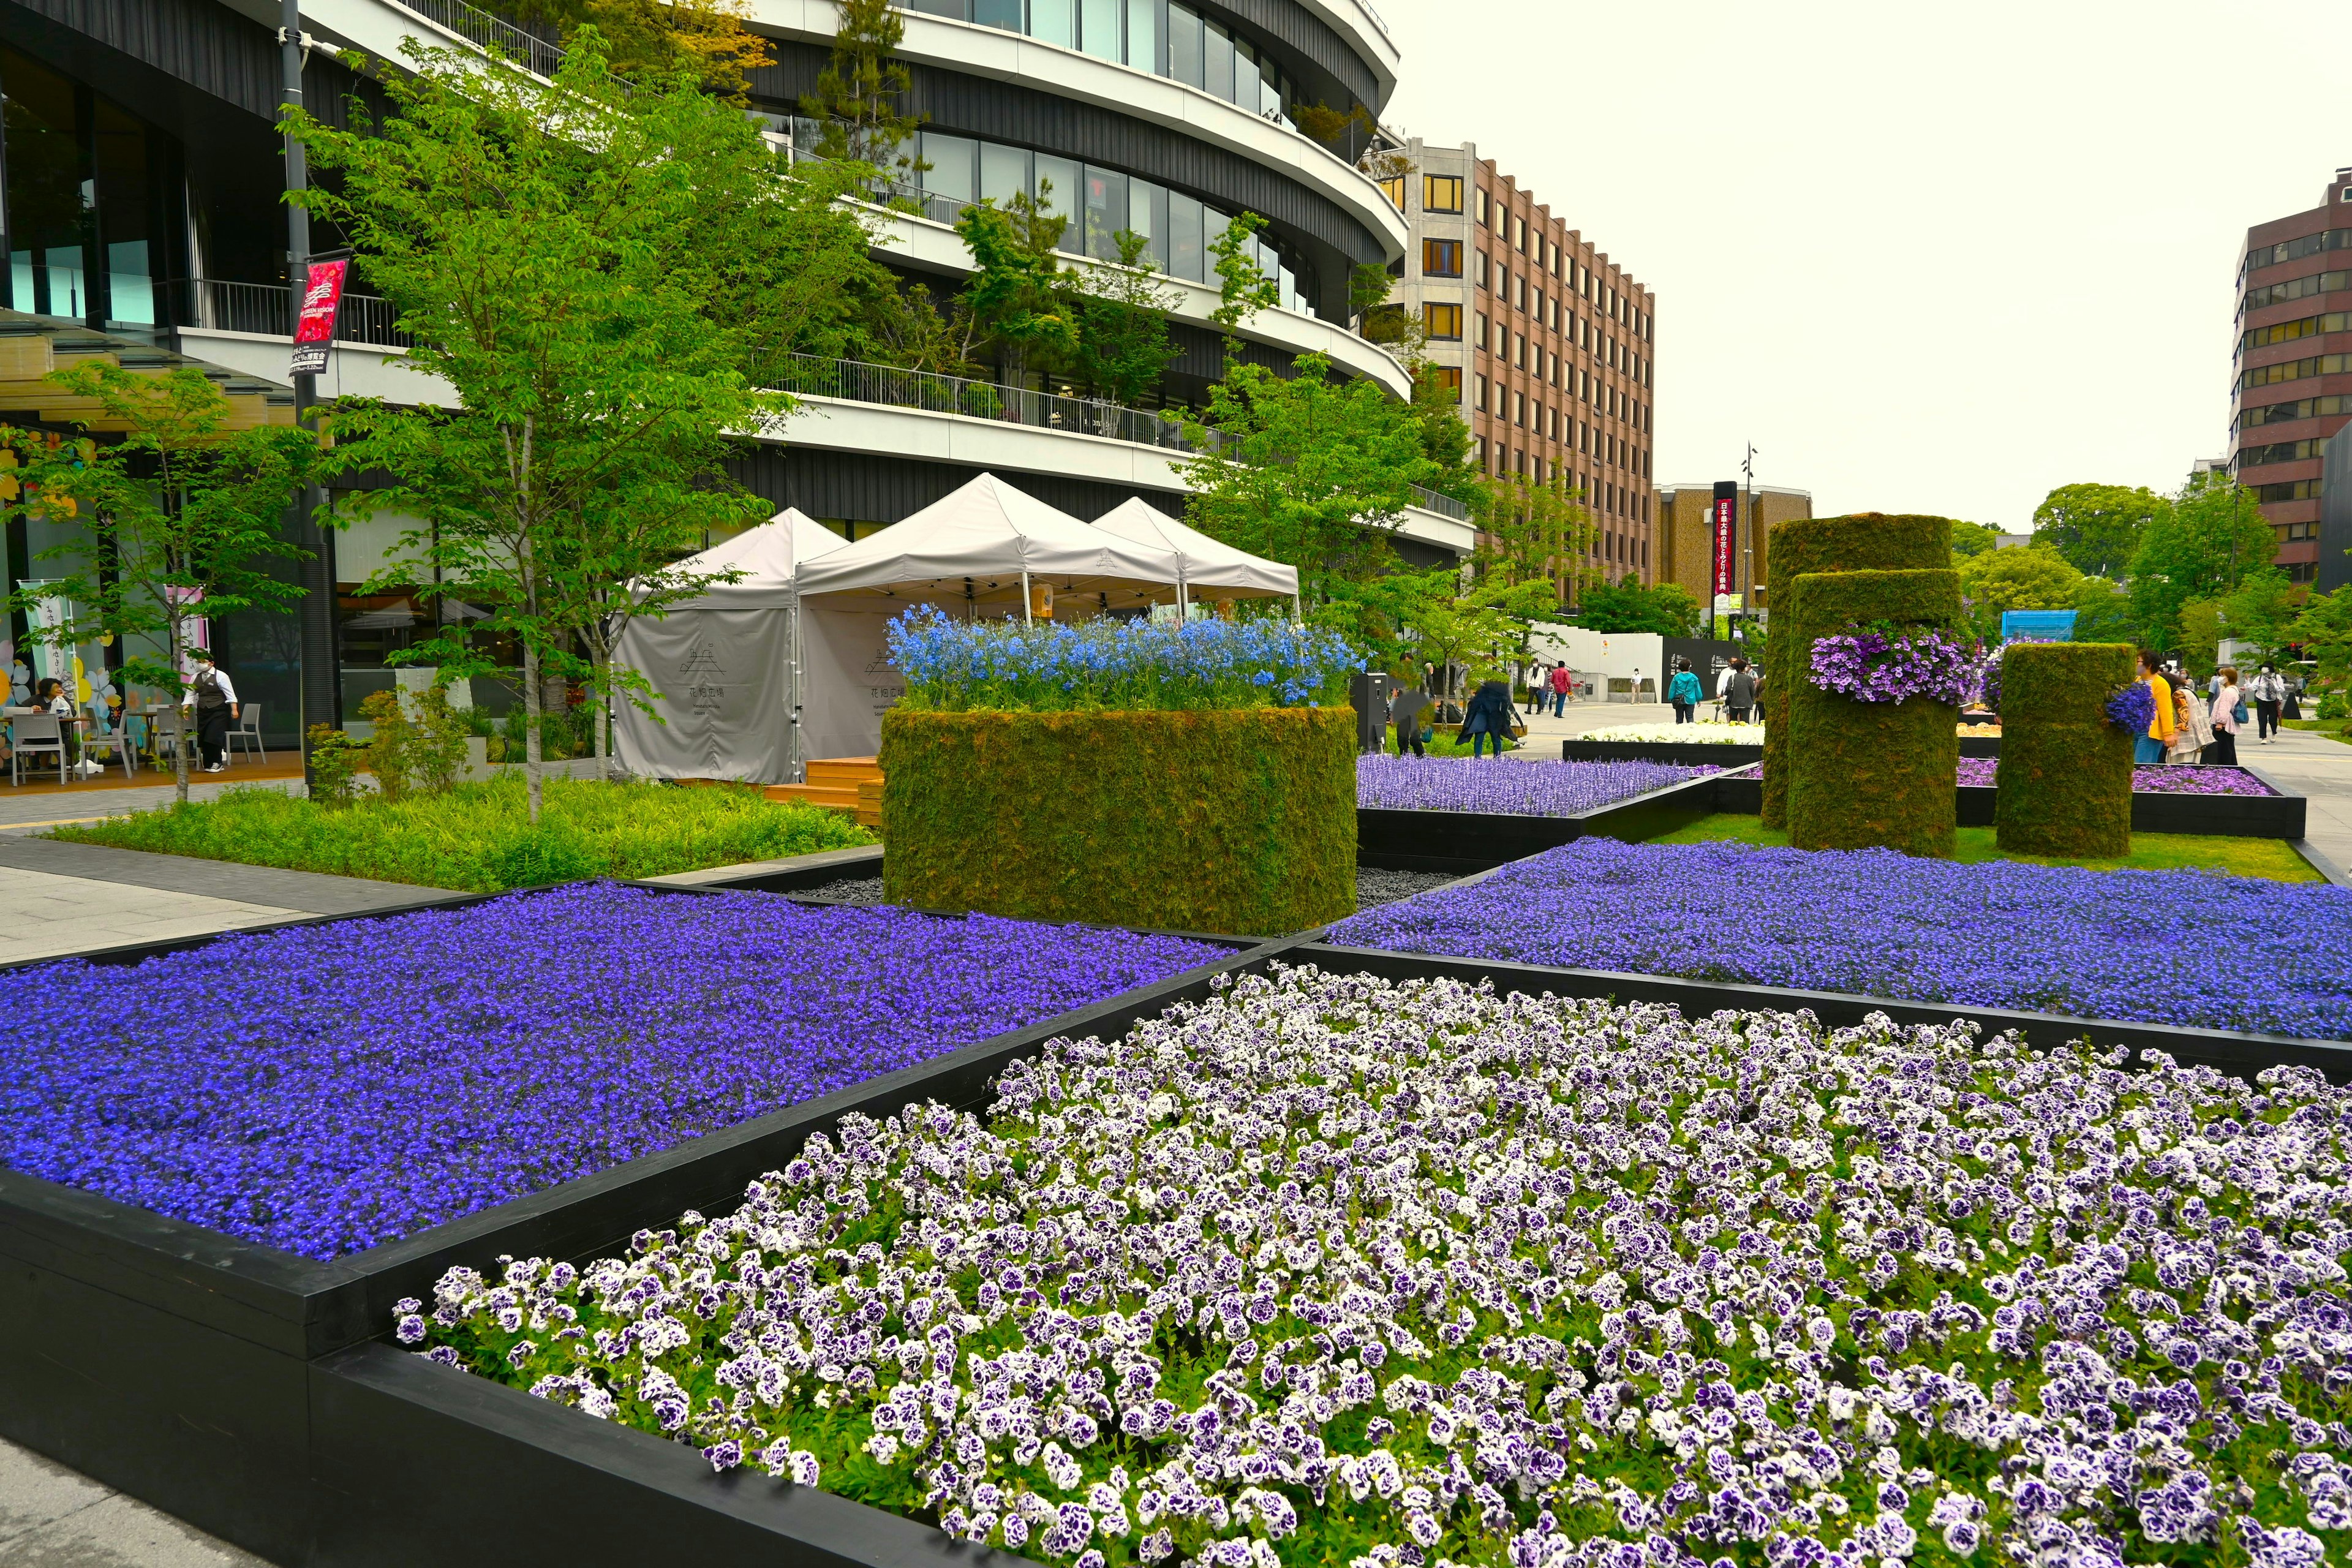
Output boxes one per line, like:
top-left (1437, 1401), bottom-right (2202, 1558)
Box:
top-left (1710, 489), bottom-right (1736, 597)
top-left (288, 259), bottom-right (349, 376)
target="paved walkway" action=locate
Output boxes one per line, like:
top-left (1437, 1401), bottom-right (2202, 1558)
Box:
top-left (2246, 726), bottom-right (2352, 883)
top-left (1, 1435), bottom-right (265, 1566)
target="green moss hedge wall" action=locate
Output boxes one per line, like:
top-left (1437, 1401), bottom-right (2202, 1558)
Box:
top-left (1762, 513), bottom-right (1955, 827)
top-left (879, 707), bottom-right (1357, 935)
top-left (1994, 642), bottom-right (2136, 858)
top-left (1784, 567), bottom-right (1964, 858)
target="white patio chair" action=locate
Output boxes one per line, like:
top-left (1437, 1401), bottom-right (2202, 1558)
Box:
top-left (149, 709), bottom-right (190, 767)
top-left (11, 713), bottom-right (70, 786)
top-left (80, 705), bottom-right (138, 780)
top-left (227, 701), bottom-right (265, 764)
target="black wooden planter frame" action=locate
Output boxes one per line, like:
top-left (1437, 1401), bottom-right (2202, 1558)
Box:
top-left (1359, 771), bottom-right (1725, 873)
top-left (1558, 738), bottom-right (1762, 766)
top-left (11, 848), bottom-right (2350, 1567)
top-left (0, 872), bottom-right (1287, 1566)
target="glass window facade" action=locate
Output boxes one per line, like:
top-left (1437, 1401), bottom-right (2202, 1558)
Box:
top-left (900, 0), bottom-right (1304, 127)
top-left (1, 47), bottom-right (179, 330)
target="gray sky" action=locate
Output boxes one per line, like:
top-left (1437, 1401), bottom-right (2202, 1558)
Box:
top-left (1380, 0), bottom-right (2352, 530)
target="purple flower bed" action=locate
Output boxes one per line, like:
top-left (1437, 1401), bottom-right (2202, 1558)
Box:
top-left (0, 884), bottom-right (1226, 1259)
top-left (1357, 755), bottom-right (1713, 816)
top-left (1327, 836), bottom-right (2352, 1036)
top-left (1731, 760), bottom-right (2281, 796)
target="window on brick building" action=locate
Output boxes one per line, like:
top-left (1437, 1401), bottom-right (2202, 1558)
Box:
top-left (1432, 366), bottom-right (1462, 398)
top-left (1473, 373), bottom-right (1487, 410)
top-left (1424, 303), bottom-right (1463, 340)
top-left (1476, 189), bottom-right (1490, 226)
top-left (1379, 175), bottom-right (1404, 211)
top-left (1423, 239), bottom-right (1462, 277)
top-left (1423, 175), bottom-right (1463, 213)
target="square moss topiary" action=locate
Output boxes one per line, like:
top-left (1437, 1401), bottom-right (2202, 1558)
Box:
top-left (880, 707), bottom-right (1357, 935)
top-left (1762, 514), bottom-right (1954, 827)
top-left (1785, 567), bottom-right (1965, 858)
top-left (1994, 642), bottom-right (2136, 858)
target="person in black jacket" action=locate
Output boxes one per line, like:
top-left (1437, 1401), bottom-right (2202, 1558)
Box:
top-left (1460, 677), bottom-right (1514, 759)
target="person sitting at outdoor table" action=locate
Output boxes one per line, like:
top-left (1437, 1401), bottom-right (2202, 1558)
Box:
top-left (34, 677), bottom-right (102, 777)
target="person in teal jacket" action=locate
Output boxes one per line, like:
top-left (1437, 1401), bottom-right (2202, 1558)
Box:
top-left (1667, 659), bottom-right (1703, 723)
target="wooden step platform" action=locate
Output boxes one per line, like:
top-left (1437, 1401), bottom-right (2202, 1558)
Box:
top-left (765, 756), bottom-right (884, 824)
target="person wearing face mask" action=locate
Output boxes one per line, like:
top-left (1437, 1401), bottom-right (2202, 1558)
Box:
top-left (2247, 662), bottom-right (2287, 744)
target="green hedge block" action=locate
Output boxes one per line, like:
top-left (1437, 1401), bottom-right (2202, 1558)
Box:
top-left (1762, 513), bottom-right (1954, 827)
top-left (1785, 567), bottom-right (1964, 857)
top-left (880, 707), bottom-right (1357, 935)
top-left (1994, 642), bottom-right (2136, 858)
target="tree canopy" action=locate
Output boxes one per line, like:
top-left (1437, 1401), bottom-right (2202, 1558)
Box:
top-left (1956, 544), bottom-right (2083, 641)
top-left (1577, 574), bottom-right (1702, 636)
top-left (1948, 521), bottom-right (2004, 558)
top-left (2032, 482), bottom-right (2168, 579)
top-left (2125, 469), bottom-right (2274, 654)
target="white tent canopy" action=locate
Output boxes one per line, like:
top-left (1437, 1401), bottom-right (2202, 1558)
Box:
top-left (612, 509), bottom-right (844, 782)
top-left (1090, 497), bottom-right (1298, 603)
top-left (794, 472), bottom-right (1182, 614)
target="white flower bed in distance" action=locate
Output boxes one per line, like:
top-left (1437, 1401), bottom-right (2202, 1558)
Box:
top-left (412, 967), bottom-right (2352, 1568)
top-left (1576, 724), bottom-right (1765, 744)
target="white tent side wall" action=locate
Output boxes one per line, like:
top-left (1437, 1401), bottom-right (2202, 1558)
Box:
top-left (795, 601), bottom-right (905, 763)
top-left (612, 606), bottom-right (797, 780)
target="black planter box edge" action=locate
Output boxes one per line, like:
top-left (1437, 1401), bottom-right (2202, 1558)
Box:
top-left (1358, 771), bottom-right (1726, 873)
top-left (1291, 943), bottom-right (2352, 1082)
top-left (1558, 739), bottom-right (1762, 766)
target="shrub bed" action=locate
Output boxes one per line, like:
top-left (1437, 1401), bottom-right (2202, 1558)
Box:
top-left (1762, 513), bottom-right (1953, 826)
top-left (1356, 756), bottom-right (1714, 816)
top-left (1734, 761), bottom-right (2282, 797)
top-left (882, 707), bottom-right (1356, 934)
top-left (412, 963), bottom-right (2351, 1568)
top-left (1784, 567), bottom-right (1965, 857)
top-left (1327, 836), bottom-right (2352, 1036)
top-left (0, 883), bottom-right (1224, 1257)
top-left (51, 775), bottom-right (870, 891)
top-left (1994, 643), bottom-right (2135, 858)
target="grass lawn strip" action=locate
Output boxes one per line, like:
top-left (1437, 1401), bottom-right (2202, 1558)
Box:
top-left (412, 965), bottom-right (2352, 1568)
top-left (50, 775), bottom-right (872, 892)
top-left (1654, 813), bottom-right (2321, 881)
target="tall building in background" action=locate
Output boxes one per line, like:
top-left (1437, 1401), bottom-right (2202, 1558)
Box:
top-left (1390, 139), bottom-right (1657, 585)
top-left (1656, 483), bottom-right (1812, 614)
top-left (2232, 165), bottom-right (2352, 585)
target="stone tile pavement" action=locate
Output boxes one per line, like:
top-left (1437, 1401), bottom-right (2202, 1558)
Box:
top-left (0, 1436), bottom-right (265, 1566)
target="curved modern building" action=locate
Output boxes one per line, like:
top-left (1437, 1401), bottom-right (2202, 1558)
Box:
top-left (0, 0), bottom-right (1466, 738)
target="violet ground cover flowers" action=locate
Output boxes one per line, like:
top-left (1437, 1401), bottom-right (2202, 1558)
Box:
top-left (415, 965), bottom-right (2352, 1568)
top-left (1951, 758), bottom-right (2278, 796)
top-left (0, 883), bottom-right (1225, 1259)
top-left (1358, 756), bottom-right (1713, 816)
top-left (1329, 837), bottom-right (2352, 1038)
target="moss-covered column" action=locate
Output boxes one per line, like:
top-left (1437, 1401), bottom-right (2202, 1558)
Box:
top-left (1785, 567), bottom-right (1964, 857)
top-left (1762, 514), bottom-right (1955, 827)
top-left (1994, 643), bottom-right (2135, 858)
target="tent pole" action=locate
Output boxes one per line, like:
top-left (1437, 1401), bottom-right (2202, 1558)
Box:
top-left (1291, 592), bottom-right (1302, 624)
top-left (1020, 570), bottom-right (1033, 625)
top-left (1178, 573), bottom-right (1189, 623)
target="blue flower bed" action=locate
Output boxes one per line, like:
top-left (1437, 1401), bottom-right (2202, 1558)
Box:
top-left (1357, 755), bottom-right (1714, 816)
top-left (0, 884), bottom-right (1226, 1259)
top-left (1328, 837), bottom-right (2352, 1038)
top-left (889, 605), bottom-right (1356, 710)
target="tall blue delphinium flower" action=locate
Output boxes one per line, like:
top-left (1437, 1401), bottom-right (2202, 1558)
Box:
top-left (885, 605), bottom-right (1358, 711)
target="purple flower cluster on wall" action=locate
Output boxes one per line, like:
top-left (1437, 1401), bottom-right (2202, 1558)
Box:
top-left (1808, 627), bottom-right (1977, 706)
top-left (410, 965), bottom-right (2352, 1568)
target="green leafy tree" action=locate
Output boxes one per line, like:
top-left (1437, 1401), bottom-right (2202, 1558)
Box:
top-left (1408, 364), bottom-right (1476, 500)
top-left (797, 0), bottom-right (928, 195)
top-left (2126, 468), bottom-right (2274, 653)
top-left (2068, 575), bottom-right (2135, 645)
top-left (1176, 351), bottom-right (1444, 600)
top-left (1577, 574), bottom-right (1702, 636)
top-left (1348, 262), bottom-right (1395, 327)
top-left (1949, 520), bottom-right (2003, 557)
top-left (513, 0), bottom-right (771, 97)
top-left (1956, 543), bottom-right (2083, 642)
top-left (1208, 211), bottom-right (1281, 358)
top-left (955, 191), bottom-right (1079, 387)
top-left (0, 366), bottom-right (315, 804)
top-left (1071, 230), bottom-right (1182, 404)
top-left (2032, 482), bottom-right (2168, 579)
top-left (2193, 565), bottom-right (2304, 667)
top-left (2290, 586), bottom-right (2352, 685)
top-left (1474, 472), bottom-right (1593, 608)
top-left (291, 32), bottom-right (858, 818)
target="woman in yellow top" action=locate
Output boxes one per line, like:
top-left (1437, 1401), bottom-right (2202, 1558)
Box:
top-left (2136, 650), bottom-right (2175, 765)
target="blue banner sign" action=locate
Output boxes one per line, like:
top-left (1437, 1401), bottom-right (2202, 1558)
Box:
top-left (2000, 609), bottom-right (2076, 643)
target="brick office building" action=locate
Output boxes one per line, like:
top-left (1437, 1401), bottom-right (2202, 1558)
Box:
top-left (1389, 139), bottom-right (1658, 585)
top-left (1655, 483), bottom-right (1813, 613)
top-left (2233, 165), bottom-right (2352, 586)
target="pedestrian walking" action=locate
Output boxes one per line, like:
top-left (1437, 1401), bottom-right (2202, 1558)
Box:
top-left (2207, 666), bottom-right (2244, 766)
top-left (2248, 662), bottom-right (2286, 743)
top-left (183, 648), bottom-right (239, 774)
top-left (2134, 651), bottom-right (2175, 765)
top-left (1667, 658), bottom-right (1703, 724)
top-left (1387, 678), bottom-right (1431, 758)
top-left (1461, 676), bottom-right (1514, 758)
top-left (1548, 660), bottom-right (1573, 717)
top-left (1719, 657), bottom-right (1758, 723)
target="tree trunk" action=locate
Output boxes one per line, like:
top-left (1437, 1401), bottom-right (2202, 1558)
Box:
top-left (521, 638), bottom-right (544, 825)
top-left (591, 649), bottom-right (611, 781)
top-left (172, 619), bottom-right (190, 807)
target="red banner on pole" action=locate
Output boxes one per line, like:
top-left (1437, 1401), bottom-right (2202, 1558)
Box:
top-left (1710, 491), bottom-right (1736, 597)
top-left (288, 259), bottom-right (349, 376)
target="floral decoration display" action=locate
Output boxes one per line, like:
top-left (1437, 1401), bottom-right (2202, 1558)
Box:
top-left (1807, 625), bottom-right (1978, 706)
top-left (2106, 684), bottom-right (2157, 734)
top-left (1356, 756), bottom-right (1714, 817)
top-left (1327, 837), bottom-right (2352, 1037)
top-left (1954, 758), bottom-right (2280, 798)
top-left (410, 965), bottom-right (2351, 1568)
top-left (0, 883), bottom-right (1225, 1258)
top-left (888, 606), bottom-right (1358, 712)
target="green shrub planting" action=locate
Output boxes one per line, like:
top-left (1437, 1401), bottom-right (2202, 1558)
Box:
top-left (1762, 513), bottom-right (1954, 826)
top-left (1784, 566), bottom-right (1964, 857)
top-left (1994, 641), bottom-right (2136, 858)
top-left (880, 707), bottom-right (1355, 934)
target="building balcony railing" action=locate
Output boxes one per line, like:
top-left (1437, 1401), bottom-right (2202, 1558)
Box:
top-left (775, 352), bottom-right (1471, 522)
top-left (387, 0), bottom-right (567, 77)
top-left (159, 278), bottom-right (411, 349)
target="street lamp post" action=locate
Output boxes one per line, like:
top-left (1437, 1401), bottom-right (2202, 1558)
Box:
top-left (281, 0), bottom-right (340, 788)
